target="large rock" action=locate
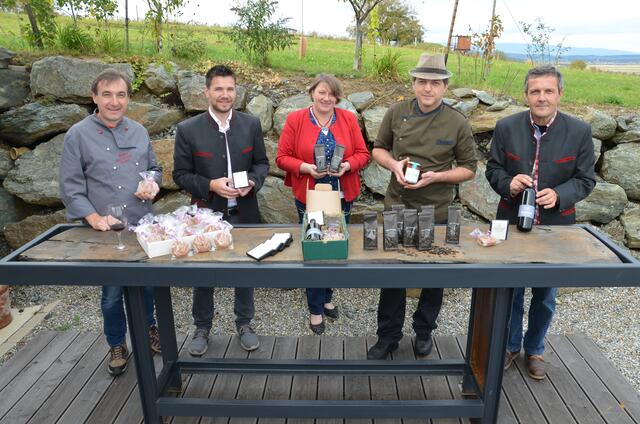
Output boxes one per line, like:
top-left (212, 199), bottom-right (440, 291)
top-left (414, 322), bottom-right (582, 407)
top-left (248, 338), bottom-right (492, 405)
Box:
top-left (257, 176), bottom-right (297, 224)
top-left (452, 87), bottom-right (475, 98)
top-left (177, 70), bottom-right (207, 113)
top-left (0, 47), bottom-right (15, 69)
top-left (486, 100), bottom-right (510, 112)
top-left (593, 138), bottom-right (602, 164)
top-left (601, 219), bottom-right (626, 245)
top-left (233, 85), bottom-right (248, 110)
top-left (620, 207), bottom-right (640, 248)
top-left (576, 182), bottom-right (627, 224)
top-left (470, 105), bottom-right (528, 134)
top-left (0, 187), bottom-right (43, 235)
top-left (362, 106), bottom-right (388, 143)
top-left (454, 97), bottom-right (479, 117)
top-left (143, 62), bottom-right (178, 95)
top-left (361, 161), bottom-right (390, 196)
top-left (473, 90), bottom-right (496, 105)
top-left (153, 191), bottom-right (190, 214)
top-left (246, 94), bottom-right (274, 133)
top-left (336, 98), bottom-right (358, 116)
top-left (582, 108), bottom-right (617, 141)
top-left (273, 93), bottom-right (312, 135)
top-left (351, 198), bottom-right (385, 224)
top-left (264, 136), bottom-right (284, 177)
top-left (150, 138), bottom-right (178, 190)
top-left (601, 144), bottom-right (640, 200)
top-left (30, 56), bottom-right (133, 103)
top-left (0, 68), bottom-right (30, 112)
top-left (459, 161), bottom-right (500, 221)
top-left (609, 123), bottom-right (640, 145)
top-left (0, 102), bottom-right (87, 147)
top-left (347, 91), bottom-right (374, 112)
top-left (3, 209), bottom-right (67, 249)
top-left (126, 102), bottom-right (184, 136)
top-left (2, 133), bottom-right (65, 206)
top-left (0, 145), bottom-right (12, 179)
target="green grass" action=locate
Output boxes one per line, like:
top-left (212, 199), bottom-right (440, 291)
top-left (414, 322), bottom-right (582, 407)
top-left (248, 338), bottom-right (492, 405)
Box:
top-left (2, 11), bottom-right (639, 107)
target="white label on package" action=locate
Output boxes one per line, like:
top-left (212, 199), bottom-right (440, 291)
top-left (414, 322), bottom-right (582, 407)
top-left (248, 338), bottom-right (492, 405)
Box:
top-left (490, 219), bottom-right (509, 240)
top-left (404, 167), bottom-right (420, 184)
top-left (307, 210), bottom-right (324, 226)
top-left (518, 204), bottom-right (535, 219)
top-left (232, 171), bottom-right (249, 188)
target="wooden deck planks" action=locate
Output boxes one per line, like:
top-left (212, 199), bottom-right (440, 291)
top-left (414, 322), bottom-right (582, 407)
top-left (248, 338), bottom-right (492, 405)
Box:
top-left (1, 333), bottom-right (638, 424)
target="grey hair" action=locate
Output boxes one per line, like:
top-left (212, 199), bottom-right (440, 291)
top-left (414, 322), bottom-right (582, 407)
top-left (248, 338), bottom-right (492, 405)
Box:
top-left (524, 65), bottom-right (564, 93)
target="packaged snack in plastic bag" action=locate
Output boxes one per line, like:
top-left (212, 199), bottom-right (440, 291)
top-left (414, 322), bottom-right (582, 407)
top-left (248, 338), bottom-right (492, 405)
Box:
top-left (135, 170), bottom-right (160, 197)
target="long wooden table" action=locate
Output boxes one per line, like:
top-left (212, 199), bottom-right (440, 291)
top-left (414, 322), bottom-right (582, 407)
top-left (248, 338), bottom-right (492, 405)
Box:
top-left (1, 223), bottom-right (637, 423)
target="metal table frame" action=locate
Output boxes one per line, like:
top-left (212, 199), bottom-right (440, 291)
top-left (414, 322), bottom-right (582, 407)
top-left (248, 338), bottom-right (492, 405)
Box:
top-left (1, 223), bottom-right (639, 423)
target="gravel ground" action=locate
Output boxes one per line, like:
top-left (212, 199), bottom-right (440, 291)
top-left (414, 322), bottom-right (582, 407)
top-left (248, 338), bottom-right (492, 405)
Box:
top-left (2, 285), bottom-right (639, 391)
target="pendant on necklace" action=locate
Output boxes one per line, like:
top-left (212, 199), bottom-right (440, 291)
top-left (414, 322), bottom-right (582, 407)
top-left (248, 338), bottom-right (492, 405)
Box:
top-left (321, 127), bottom-right (328, 136)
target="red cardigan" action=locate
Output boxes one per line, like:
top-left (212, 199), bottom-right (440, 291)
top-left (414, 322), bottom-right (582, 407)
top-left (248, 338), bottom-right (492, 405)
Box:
top-left (276, 107), bottom-right (370, 203)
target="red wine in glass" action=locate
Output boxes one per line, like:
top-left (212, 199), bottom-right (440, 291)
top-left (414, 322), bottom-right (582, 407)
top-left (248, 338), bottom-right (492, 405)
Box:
top-left (107, 205), bottom-right (128, 250)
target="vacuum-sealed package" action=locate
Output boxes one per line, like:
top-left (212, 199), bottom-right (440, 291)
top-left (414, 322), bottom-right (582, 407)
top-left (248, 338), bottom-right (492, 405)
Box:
top-left (402, 209), bottom-right (418, 247)
top-left (363, 212), bottom-right (378, 250)
top-left (382, 211), bottom-right (399, 251)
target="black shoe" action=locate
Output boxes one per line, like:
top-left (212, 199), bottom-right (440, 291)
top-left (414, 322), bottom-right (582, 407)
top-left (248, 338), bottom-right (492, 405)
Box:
top-left (309, 318), bottom-right (325, 335)
top-left (414, 334), bottom-right (433, 357)
top-left (367, 339), bottom-right (399, 360)
top-left (323, 306), bottom-right (339, 320)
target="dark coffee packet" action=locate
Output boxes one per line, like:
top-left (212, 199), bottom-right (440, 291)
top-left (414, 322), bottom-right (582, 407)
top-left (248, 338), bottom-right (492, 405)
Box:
top-left (382, 211), bottom-right (399, 251)
top-left (418, 211), bottom-right (434, 250)
top-left (402, 209), bottom-right (418, 247)
top-left (363, 212), bottom-right (378, 250)
top-left (329, 144), bottom-right (345, 173)
top-left (419, 205), bottom-right (435, 245)
top-left (314, 144), bottom-right (327, 172)
top-left (391, 204), bottom-right (404, 244)
top-left (445, 206), bottom-right (461, 244)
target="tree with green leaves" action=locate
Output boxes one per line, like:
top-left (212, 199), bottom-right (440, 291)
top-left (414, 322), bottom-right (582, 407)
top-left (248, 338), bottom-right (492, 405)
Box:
top-left (144, 0), bottom-right (186, 52)
top-left (520, 17), bottom-right (568, 66)
top-left (0, 0), bottom-right (58, 48)
top-left (349, 0), bottom-right (423, 46)
top-left (341, 0), bottom-right (383, 71)
top-left (229, 0), bottom-right (292, 67)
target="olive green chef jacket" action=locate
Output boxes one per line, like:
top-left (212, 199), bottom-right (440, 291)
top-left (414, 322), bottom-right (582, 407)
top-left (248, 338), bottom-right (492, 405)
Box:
top-left (374, 99), bottom-right (478, 221)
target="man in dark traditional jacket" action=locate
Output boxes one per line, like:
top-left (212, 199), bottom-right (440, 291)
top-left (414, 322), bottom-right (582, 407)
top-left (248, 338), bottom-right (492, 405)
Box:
top-left (486, 65), bottom-right (595, 380)
top-left (173, 64), bottom-right (269, 356)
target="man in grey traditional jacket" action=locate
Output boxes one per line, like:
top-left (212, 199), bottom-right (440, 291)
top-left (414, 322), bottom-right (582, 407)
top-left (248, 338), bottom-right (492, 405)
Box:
top-left (59, 69), bottom-right (162, 376)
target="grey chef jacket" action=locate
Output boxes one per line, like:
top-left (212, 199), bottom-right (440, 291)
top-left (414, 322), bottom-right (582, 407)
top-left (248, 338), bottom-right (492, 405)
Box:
top-left (59, 113), bottom-right (161, 224)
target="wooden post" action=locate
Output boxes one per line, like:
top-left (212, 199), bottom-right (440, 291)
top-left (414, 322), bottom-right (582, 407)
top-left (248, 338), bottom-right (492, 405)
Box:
top-left (444, 0), bottom-right (460, 64)
top-left (125, 0), bottom-right (129, 52)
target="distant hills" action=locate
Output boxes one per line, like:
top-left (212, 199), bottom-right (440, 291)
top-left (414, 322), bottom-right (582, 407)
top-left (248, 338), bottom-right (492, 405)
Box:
top-left (495, 43), bottom-right (640, 64)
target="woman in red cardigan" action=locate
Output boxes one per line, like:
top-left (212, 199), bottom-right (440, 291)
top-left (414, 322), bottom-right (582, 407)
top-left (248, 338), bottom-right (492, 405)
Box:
top-left (276, 74), bottom-right (370, 335)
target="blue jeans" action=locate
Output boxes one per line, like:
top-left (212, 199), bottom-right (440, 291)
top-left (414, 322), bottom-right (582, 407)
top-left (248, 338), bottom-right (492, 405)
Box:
top-left (507, 287), bottom-right (557, 355)
top-left (102, 286), bottom-right (156, 347)
top-left (296, 199), bottom-right (351, 315)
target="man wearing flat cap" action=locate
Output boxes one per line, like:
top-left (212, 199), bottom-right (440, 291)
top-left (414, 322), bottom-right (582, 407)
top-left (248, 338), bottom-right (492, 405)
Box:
top-left (369, 53), bottom-right (477, 360)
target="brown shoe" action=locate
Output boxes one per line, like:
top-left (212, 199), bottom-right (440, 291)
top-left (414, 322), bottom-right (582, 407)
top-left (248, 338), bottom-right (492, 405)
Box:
top-left (108, 343), bottom-right (128, 376)
top-left (526, 354), bottom-right (546, 380)
top-left (504, 350), bottom-right (519, 370)
top-left (149, 325), bottom-right (162, 354)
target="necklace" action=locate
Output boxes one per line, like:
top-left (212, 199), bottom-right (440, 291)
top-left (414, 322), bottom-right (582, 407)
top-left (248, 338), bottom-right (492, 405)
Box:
top-left (311, 106), bottom-right (334, 135)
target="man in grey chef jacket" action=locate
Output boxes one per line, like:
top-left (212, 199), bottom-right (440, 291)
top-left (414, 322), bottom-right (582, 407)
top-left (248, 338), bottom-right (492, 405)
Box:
top-left (59, 69), bottom-right (162, 376)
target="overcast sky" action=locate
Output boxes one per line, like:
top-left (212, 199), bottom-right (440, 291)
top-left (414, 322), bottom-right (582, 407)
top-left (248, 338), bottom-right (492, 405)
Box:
top-left (113, 0), bottom-right (640, 53)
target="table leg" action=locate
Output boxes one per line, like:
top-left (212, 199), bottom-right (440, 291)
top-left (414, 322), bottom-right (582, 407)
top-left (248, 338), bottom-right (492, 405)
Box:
top-left (481, 287), bottom-right (513, 424)
top-left (154, 286), bottom-right (182, 393)
top-left (124, 286), bottom-right (161, 424)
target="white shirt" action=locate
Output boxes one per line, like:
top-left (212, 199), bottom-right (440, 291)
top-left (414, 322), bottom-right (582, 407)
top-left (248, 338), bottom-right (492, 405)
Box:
top-left (209, 107), bottom-right (236, 208)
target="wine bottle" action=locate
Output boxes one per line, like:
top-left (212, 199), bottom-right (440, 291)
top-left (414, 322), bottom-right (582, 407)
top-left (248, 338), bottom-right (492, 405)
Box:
top-left (517, 188), bottom-right (536, 232)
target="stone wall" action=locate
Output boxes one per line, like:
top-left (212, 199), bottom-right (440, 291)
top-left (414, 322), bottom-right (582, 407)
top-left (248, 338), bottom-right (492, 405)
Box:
top-left (1, 54), bottom-right (639, 255)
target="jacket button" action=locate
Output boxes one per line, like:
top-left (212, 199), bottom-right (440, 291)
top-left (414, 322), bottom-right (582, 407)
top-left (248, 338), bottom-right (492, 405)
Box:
top-left (135, 162), bottom-right (139, 166)
top-left (118, 185), bottom-right (122, 189)
top-left (141, 199), bottom-right (145, 203)
top-left (123, 204), bottom-right (127, 208)
top-left (106, 147), bottom-right (110, 151)
top-left (222, 154), bottom-right (226, 159)
top-left (113, 166), bottom-right (117, 170)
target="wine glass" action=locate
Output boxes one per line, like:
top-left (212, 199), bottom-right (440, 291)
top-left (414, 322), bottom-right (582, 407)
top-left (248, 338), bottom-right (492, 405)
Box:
top-left (106, 205), bottom-right (128, 250)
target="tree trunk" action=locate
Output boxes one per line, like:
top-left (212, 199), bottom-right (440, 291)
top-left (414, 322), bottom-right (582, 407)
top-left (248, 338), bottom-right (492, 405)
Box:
top-left (24, 3), bottom-right (44, 49)
top-left (353, 19), bottom-right (363, 71)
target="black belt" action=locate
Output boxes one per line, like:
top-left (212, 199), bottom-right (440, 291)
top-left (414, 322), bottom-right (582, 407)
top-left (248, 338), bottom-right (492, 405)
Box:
top-left (226, 207), bottom-right (239, 216)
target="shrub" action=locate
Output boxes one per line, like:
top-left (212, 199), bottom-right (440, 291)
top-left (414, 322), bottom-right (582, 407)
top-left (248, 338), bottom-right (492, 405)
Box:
top-left (603, 95), bottom-right (623, 105)
top-left (169, 31), bottom-right (206, 61)
top-left (57, 24), bottom-right (94, 53)
top-left (95, 29), bottom-right (123, 55)
top-left (371, 49), bottom-right (402, 82)
top-left (569, 60), bottom-right (587, 70)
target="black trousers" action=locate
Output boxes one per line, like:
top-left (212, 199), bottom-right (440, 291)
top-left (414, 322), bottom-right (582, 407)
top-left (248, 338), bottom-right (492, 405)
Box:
top-left (376, 287), bottom-right (444, 343)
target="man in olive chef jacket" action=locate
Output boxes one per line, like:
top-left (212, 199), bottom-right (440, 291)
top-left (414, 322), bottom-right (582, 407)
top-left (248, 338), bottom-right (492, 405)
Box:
top-left (173, 64), bottom-right (269, 356)
top-left (486, 65), bottom-right (595, 380)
